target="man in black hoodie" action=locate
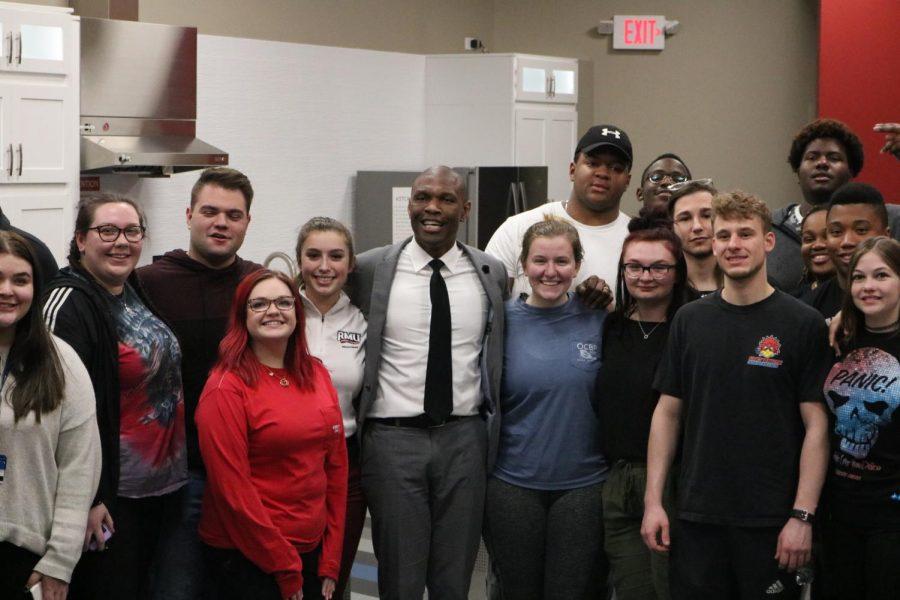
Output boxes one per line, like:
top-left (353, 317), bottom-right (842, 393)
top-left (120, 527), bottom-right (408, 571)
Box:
top-left (137, 167), bottom-right (262, 600)
top-left (769, 118), bottom-right (900, 294)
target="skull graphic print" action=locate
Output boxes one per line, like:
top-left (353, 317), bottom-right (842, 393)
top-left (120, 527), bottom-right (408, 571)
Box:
top-left (824, 346), bottom-right (900, 459)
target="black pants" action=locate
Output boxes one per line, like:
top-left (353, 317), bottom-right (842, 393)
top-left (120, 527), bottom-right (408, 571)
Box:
top-left (0, 542), bottom-right (40, 598)
top-left (68, 492), bottom-right (182, 600)
top-left (203, 544), bottom-right (324, 600)
top-left (818, 516), bottom-right (900, 600)
top-left (670, 519), bottom-right (801, 600)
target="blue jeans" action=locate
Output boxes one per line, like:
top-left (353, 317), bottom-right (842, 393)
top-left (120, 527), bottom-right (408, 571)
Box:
top-left (151, 470), bottom-right (206, 600)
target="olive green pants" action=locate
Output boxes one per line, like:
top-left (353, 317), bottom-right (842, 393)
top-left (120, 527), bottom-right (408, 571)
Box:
top-left (601, 460), bottom-right (673, 600)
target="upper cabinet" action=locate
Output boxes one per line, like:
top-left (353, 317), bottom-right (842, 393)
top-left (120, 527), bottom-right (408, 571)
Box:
top-left (0, 10), bottom-right (72, 76)
top-left (514, 56), bottom-right (577, 104)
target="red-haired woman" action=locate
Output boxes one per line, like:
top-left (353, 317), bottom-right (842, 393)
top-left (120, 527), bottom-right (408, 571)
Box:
top-left (196, 269), bottom-right (348, 600)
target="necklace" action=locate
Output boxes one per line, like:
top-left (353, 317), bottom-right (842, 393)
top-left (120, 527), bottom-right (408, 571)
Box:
top-left (635, 308), bottom-right (664, 340)
top-left (266, 368), bottom-right (290, 387)
top-left (113, 290), bottom-right (135, 315)
top-left (637, 320), bottom-right (662, 340)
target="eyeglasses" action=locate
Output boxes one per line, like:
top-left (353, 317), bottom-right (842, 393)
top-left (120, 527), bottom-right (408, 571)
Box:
top-left (622, 263), bottom-right (677, 279)
top-left (667, 178), bottom-right (715, 194)
top-left (647, 172), bottom-right (689, 184)
top-left (88, 224), bottom-right (145, 242)
top-left (247, 296), bottom-right (296, 312)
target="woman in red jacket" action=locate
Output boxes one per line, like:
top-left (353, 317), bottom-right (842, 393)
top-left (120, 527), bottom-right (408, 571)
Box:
top-left (196, 269), bottom-right (348, 600)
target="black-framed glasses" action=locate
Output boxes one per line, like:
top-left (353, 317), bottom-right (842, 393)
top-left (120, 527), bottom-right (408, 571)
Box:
top-left (88, 224), bottom-right (145, 242)
top-left (622, 263), bottom-right (677, 279)
top-left (667, 178), bottom-right (715, 194)
top-left (647, 172), bottom-right (689, 184)
top-left (247, 296), bottom-right (295, 312)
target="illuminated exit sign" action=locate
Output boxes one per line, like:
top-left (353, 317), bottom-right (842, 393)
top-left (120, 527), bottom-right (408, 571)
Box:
top-left (613, 15), bottom-right (665, 50)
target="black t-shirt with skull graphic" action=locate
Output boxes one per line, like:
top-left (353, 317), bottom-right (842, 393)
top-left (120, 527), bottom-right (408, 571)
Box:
top-left (824, 330), bottom-right (900, 529)
top-left (654, 290), bottom-right (831, 527)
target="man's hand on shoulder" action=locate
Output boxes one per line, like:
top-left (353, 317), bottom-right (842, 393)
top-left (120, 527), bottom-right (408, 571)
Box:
top-left (575, 275), bottom-right (613, 309)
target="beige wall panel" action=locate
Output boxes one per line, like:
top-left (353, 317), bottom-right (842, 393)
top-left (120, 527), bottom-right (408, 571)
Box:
top-left (138, 0), bottom-right (494, 54)
top-left (491, 0), bottom-right (818, 214)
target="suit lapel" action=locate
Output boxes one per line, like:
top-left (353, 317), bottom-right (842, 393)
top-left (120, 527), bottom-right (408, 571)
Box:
top-left (463, 244), bottom-right (503, 316)
top-left (366, 240), bottom-right (408, 365)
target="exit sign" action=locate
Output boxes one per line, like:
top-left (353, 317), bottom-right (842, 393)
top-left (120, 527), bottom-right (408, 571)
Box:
top-left (613, 15), bottom-right (665, 50)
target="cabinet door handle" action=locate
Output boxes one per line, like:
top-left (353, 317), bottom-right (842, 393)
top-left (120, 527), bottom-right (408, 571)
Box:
top-left (17, 143), bottom-right (22, 176)
top-left (15, 33), bottom-right (21, 64)
top-left (6, 144), bottom-right (12, 176)
top-left (549, 75), bottom-right (555, 97)
top-left (5, 33), bottom-right (11, 65)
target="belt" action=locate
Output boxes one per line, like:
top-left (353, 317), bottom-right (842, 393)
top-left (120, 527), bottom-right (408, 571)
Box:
top-left (368, 414), bottom-right (470, 429)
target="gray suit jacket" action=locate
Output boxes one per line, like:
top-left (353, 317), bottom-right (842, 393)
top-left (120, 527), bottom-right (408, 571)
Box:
top-left (349, 238), bottom-right (508, 469)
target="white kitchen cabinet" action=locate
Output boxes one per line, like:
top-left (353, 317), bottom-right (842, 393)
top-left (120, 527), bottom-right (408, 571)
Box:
top-left (0, 9), bottom-right (72, 76)
top-left (425, 53), bottom-right (578, 202)
top-left (514, 56), bottom-right (578, 104)
top-left (514, 108), bottom-right (578, 203)
top-left (0, 189), bottom-right (71, 260)
top-left (5, 84), bottom-right (72, 183)
top-left (0, 2), bottom-right (78, 265)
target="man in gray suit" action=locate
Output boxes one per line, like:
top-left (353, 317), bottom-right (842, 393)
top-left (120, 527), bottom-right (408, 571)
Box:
top-left (351, 165), bottom-right (506, 599)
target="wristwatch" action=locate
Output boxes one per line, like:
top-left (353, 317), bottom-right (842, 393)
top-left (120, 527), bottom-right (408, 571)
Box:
top-left (790, 508), bottom-right (815, 523)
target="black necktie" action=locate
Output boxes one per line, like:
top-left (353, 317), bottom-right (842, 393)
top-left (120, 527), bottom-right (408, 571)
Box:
top-left (424, 258), bottom-right (453, 423)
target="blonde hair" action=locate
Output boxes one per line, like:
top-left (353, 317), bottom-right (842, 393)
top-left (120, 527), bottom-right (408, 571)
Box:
top-left (712, 190), bottom-right (772, 231)
top-left (519, 215), bottom-right (584, 267)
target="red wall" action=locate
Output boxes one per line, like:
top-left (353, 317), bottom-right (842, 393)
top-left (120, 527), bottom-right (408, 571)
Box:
top-left (819, 0), bottom-right (900, 202)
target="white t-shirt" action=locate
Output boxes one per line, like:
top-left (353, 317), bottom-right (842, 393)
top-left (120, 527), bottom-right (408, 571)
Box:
top-left (485, 201), bottom-right (632, 298)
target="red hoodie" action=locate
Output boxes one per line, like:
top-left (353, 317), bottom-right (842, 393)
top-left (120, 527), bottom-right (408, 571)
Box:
top-left (196, 360), bottom-right (348, 598)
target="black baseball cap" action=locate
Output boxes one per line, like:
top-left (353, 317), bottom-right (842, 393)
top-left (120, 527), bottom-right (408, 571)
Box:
top-left (574, 124), bottom-right (633, 167)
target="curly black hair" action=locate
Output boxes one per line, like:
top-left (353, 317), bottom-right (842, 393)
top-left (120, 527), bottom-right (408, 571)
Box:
top-left (788, 118), bottom-right (864, 176)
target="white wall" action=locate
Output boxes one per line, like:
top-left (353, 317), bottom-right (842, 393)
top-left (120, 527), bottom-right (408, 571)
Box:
top-left (100, 34), bottom-right (426, 266)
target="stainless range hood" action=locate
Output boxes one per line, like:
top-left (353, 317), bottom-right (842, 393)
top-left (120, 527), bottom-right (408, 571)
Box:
top-left (80, 17), bottom-right (228, 176)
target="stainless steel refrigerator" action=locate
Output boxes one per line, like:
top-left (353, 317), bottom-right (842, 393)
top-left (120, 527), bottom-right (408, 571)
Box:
top-left (354, 166), bottom-right (548, 253)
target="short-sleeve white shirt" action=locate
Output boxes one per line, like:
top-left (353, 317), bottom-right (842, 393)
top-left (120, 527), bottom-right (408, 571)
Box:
top-left (485, 201), bottom-right (631, 298)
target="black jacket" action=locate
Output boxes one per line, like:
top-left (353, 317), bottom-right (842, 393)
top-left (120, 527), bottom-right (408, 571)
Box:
top-left (43, 265), bottom-right (161, 512)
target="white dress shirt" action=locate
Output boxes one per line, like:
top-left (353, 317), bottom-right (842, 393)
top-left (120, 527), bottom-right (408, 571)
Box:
top-left (371, 239), bottom-right (488, 418)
